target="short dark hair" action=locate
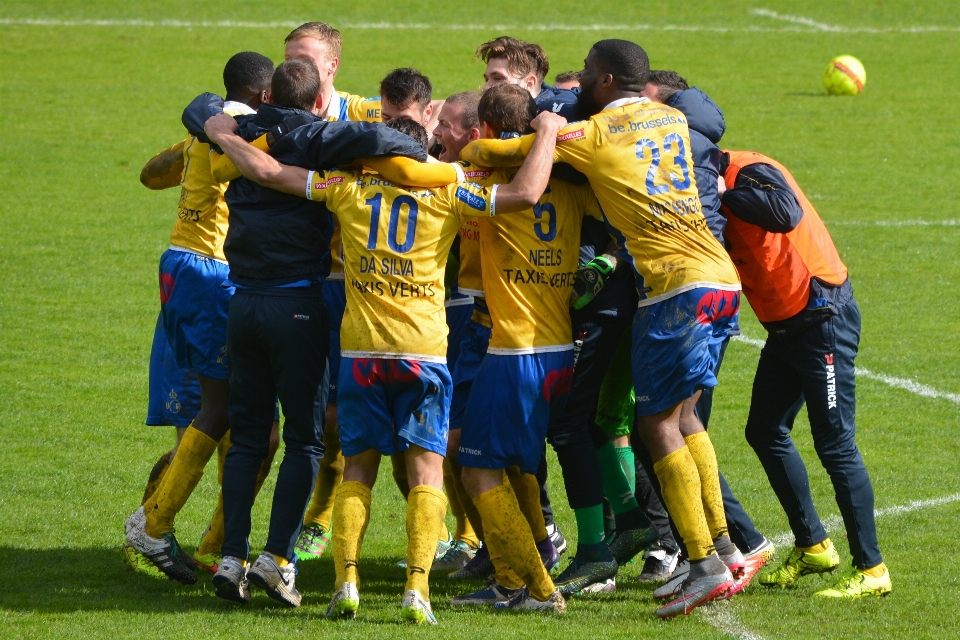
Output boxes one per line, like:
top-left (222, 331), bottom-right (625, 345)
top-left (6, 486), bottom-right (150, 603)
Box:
top-left (271, 58), bottom-right (321, 111)
top-left (478, 84), bottom-right (536, 137)
top-left (285, 22), bottom-right (342, 59)
top-left (223, 51), bottom-right (274, 95)
top-left (384, 117), bottom-right (428, 152)
top-left (444, 91), bottom-right (481, 131)
top-left (554, 70), bottom-right (580, 84)
top-left (380, 68), bottom-right (433, 111)
top-left (645, 70), bottom-right (689, 102)
top-left (591, 39), bottom-right (650, 93)
top-left (476, 36), bottom-right (549, 83)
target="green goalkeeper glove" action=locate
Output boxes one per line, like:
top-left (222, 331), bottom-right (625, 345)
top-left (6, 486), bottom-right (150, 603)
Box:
top-left (571, 255), bottom-right (615, 310)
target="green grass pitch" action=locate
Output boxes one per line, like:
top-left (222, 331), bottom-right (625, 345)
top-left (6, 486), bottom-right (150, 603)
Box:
top-left (1, 1), bottom-right (959, 638)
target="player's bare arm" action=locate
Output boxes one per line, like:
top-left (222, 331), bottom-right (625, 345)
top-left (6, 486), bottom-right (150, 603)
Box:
top-left (140, 142), bottom-right (185, 190)
top-left (204, 113), bottom-right (310, 196)
top-left (493, 111), bottom-right (566, 213)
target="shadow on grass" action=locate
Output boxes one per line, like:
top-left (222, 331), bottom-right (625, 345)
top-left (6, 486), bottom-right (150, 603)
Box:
top-left (0, 545), bottom-right (670, 617)
top-left (0, 546), bottom-right (483, 615)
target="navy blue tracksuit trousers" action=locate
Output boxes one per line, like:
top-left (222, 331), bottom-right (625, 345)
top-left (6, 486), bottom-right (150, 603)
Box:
top-left (745, 298), bottom-right (882, 570)
top-left (222, 288), bottom-right (329, 562)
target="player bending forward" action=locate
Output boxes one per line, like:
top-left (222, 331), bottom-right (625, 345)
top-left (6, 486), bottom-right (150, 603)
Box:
top-left (205, 112), bottom-right (567, 624)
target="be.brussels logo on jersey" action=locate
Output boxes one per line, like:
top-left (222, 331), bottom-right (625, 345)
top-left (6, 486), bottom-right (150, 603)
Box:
top-left (557, 128), bottom-right (585, 142)
top-left (456, 186), bottom-right (487, 211)
top-left (464, 169), bottom-right (492, 180)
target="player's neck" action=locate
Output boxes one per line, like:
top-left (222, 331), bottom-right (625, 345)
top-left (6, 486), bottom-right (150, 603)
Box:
top-left (602, 91), bottom-right (644, 112)
top-left (319, 84), bottom-right (337, 119)
top-left (225, 90), bottom-right (262, 111)
top-left (610, 90), bottom-right (642, 103)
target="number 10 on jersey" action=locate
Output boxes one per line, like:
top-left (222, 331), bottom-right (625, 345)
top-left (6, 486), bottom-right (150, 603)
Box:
top-left (365, 193), bottom-right (419, 254)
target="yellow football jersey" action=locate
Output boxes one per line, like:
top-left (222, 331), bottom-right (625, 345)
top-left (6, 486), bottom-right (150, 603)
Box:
top-left (167, 101), bottom-right (255, 261)
top-left (323, 91), bottom-right (383, 280)
top-left (479, 176), bottom-right (602, 353)
top-left (462, 98), bottom-right (741, 307)
top-left (306, 169), bottom-right (496, 362)
top-left (454, 161), bottom-right (501, 298)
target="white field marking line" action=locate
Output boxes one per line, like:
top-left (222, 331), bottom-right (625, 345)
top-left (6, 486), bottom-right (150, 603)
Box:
top-left (2, 16), bottom-right (960, 33)
top-left (750, 8), bottom-right (843, 31)
top-left (769, 493), bottom-right (960, 548)
top-left (826, 219), bottom-right (960, 227)
top-left (750, 8), bottom-right (960, 32)
top-left (731, 335), bottom-right (960, 405)
top-left (702, 492), bottom-right (960, 640)
top-left (700, 605), bottom-right (767, 640)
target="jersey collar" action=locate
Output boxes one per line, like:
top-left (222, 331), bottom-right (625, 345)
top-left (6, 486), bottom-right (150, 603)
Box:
top-left (324, 89), bottom-right (348, 122)
top-left (602, 96), bottom-right (649, 111)
top-left (223, 100), bottom-right (256, 116)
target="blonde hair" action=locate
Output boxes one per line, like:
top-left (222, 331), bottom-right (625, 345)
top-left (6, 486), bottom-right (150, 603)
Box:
top-left (285, 22), bottom-right (342, 59)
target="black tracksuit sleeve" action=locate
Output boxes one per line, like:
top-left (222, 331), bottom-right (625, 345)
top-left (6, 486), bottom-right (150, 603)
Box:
top-left (271, 119), bottom-right (428, 169)
top-left (721, 163), bottom-right (804, 233)
top-left (181, 92), bottom-right (225, 143)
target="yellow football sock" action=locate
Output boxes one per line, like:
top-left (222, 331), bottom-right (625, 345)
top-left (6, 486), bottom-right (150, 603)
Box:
top-left (473, 483), bottom-right (555, 601)
top-left (199, 494), bottom-right (225, 556)
top-left (194, 430), bottom-right (234, 556)
top-left (653, 446), bottom-right (714, 561)
top-left (268, 552), bottom-right (291, 568)
top-left (505, 466), bottom-right (548, 543)
top-left (405, 485), bottom-right (448, 599)
top-left (444, 459), bottom-right (480, 549)
top-left (199, 439), bottom-right (275, 557)
top-left (862, 562), bottom-right (887, 578)
top-left (333, 481), bottom-right (372, 588)
top-left (141, 449), bottom-right (174, 505)
top-left (216, 430), bottom-right (232, 484)
top-left (303, 428), bottom-right (344, 531)
top-left (684, 431), bottom-right (728, 540)
top-left (798, 539), bottom-right (832, 554)
top-left (144, 426), bottom-right (218, 538)
top-left (451, 461), bottom-right (484, 541)
top-left (487, 537), bottom-right (525, 589)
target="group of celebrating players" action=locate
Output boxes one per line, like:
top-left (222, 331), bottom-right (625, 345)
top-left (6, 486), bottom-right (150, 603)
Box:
top-left (124, 20), bottom-right (892, 625)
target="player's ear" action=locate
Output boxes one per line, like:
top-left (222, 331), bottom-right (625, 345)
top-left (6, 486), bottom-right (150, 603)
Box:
top-left (469, 127), bottom-right (482, 142)
top-left (525, 74), bottom-right (538, 95)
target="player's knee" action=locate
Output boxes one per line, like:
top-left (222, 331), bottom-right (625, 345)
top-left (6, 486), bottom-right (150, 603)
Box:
top-left (324, 402), bottom-right (338, 434)
top-left (446, 428), bottom-right (462, 460)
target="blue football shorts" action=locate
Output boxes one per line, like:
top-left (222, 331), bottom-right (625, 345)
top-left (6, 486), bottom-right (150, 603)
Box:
top-left (159, 248), bottom-right (232, 380)
top-left (445, 294), bottom-right (474, 367)
top-left (449, 304), bottom-right (493, 431)
top-left (459, 349), bottom-right (574, 474)
top-left (146, 313), bottom-right (200, 427)
top-left (337, 357), bottom-right (452, 457)
top-left (323, 279), bottom-right (346, 404)
top-left (632, 287), bottom-right (740, 416)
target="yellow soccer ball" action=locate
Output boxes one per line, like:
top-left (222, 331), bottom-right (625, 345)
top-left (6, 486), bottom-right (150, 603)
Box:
top-left (823, 55), bottom-right (866, 96)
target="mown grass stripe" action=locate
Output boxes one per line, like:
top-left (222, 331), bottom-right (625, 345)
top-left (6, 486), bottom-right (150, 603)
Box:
top-left (1, 16), bottom-right (959, 33)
